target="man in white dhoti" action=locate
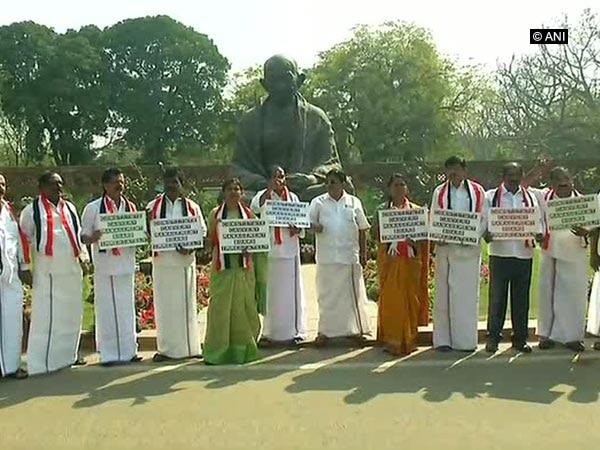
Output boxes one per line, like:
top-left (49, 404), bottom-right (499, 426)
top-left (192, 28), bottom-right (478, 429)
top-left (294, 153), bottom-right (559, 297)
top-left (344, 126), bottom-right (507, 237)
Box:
top-left (532, 167), bottom-right (590, 352)
top-left (147, 167), bottom-right (207, 362)
top-left (0, 174), bottom-right (31, 379)
top-left (20, 172), bottom-right (89, 375)
top-left (431, 156), bottom-right (487, 352)
top-left (81, 168), bottom-right (143, 366)
top-left (484, 162), bottom-right (543, 354)
top-left (309, 169), bottom-right (371, 346)
top-left (251, 166), bottom-right (307, 346)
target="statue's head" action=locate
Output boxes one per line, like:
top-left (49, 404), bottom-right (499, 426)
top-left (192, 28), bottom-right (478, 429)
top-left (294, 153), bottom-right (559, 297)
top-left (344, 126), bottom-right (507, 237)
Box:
top-left (261, 55), bottom-right (306, 106)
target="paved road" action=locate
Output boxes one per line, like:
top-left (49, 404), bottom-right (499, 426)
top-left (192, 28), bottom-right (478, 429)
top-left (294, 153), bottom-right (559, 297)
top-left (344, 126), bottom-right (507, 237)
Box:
top-left (4, 266), bottom-right (600, 449)
top-left (2, 343), bottom-right (600, 450)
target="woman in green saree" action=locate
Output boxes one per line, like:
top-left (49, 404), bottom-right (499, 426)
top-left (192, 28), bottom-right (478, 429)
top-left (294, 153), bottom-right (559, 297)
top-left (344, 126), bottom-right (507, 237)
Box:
top-left (203, 178), bottom-right (261, 365)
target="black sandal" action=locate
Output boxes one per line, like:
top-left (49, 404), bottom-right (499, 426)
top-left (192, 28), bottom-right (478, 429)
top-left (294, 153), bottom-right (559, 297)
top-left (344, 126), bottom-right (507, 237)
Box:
top-left (152, 353), bottom-right (173, 363)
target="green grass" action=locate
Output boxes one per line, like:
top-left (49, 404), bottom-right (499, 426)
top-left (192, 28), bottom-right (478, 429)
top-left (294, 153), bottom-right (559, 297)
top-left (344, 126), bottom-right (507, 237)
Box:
top-left (478, 243), bottom-right (540, 320)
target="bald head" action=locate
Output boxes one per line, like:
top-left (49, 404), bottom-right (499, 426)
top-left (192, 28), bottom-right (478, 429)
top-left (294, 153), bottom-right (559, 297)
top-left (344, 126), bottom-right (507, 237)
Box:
top-left (261, 54), bottom-right (305, 106)
top-left (264, 54), bottom-right (299, 76)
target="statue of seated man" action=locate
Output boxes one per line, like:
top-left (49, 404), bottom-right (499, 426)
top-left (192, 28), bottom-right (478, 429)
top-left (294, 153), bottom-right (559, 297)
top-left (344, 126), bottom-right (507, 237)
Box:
top-left (232, 54), bottom-right (346, 201)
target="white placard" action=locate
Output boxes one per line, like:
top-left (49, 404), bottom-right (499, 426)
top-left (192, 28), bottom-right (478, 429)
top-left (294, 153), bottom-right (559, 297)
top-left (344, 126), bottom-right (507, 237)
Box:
top-left (219, 219), bottom-right (270, 254)
top-left (98, 212), bottom-right (147, 250)
top-left (547, 194), bottom-right (600, 231)
top-left (151, 216), bottom-right (204, 251)
top-left (264, 200), bottom-right (310, 228)
top-left (488, 208), bottom-right (540, 240)
top-left (378, 208), bottom-right (429, 243)
top-left (429, 209), bottom-right (481, 245)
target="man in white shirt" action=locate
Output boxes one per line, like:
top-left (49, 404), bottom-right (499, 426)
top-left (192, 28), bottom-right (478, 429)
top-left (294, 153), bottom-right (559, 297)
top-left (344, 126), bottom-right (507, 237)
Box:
top-left (430, 155), bottom-right (487, 352)
top-left (484, 162), bottom-right (543, 354)
top-left (147, 168), bottom-right (207, 362)
top-left (251, 166), bottom-right (307, 346)
top-left (0, 174), bottom-right (31, 379)
top-left (533, 167), bottom-right (590, 352)
top-left (81, 168), bottom-right (143, 366)
top-left (309, 169), bottom-right (371, 346)
top-left (20, 172), bottom-right (89, 375)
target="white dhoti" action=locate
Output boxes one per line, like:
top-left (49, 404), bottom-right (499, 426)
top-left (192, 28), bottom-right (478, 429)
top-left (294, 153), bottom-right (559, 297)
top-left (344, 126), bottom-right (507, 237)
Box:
top-left (153, 264), bottom-right (201, 358)
top-left (263, 255), bottom-right (307, 341)
top-left (94, 273), bottom-right (137, 363)
top-left (0, 277), bottom-right (24, 376)
top-left (432, 246), bottom-right (480, 350)
top-left (587, 272), bottom-right (600, 336)
top-left (27, 272), bottom-right (83, 375)
top-left (537, 254), bottom-right (588, 343)
top-left (316, 263), bottom-right (372, 338)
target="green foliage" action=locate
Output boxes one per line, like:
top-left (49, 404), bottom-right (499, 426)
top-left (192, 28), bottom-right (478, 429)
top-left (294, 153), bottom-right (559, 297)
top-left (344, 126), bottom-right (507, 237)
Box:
top-left (0, 22), bottom-right (110, 165)
top-left (303, 22), bottom-right (477, 164)
top-left (103, 16), bottom-right (230, 164)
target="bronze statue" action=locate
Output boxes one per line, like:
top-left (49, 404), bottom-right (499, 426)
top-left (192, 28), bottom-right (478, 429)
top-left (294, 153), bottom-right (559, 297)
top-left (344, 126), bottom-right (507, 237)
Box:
top-left (232, 55), bottom-right (345, 200)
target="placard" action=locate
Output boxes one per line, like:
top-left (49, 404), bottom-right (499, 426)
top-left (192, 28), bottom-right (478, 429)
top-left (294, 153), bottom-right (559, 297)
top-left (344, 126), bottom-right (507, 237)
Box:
top-left (219, 219), bottom-right (270, 254)
top-left (429, 209), bottom-right (481, 245)
top-left (264, 200), bottom-right (310, 228)
top-left (547, 194), bottom-right (600, 231)
top-left (378, 208), bottom-right (429, 243)
top-left (488, 208), bottom-right (540, 240)
top-left (151, 216), bottom-right (204, 251)
top-left (98, 212), bottom-right (147, 250)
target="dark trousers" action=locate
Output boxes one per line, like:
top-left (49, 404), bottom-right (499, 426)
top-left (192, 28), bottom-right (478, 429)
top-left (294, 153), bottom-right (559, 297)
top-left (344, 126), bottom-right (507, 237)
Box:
top-left (487, 256), bottom-right (533, 345)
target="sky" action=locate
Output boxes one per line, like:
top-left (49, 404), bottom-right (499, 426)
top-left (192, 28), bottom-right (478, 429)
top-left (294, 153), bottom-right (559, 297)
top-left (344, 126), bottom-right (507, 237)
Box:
top-left (0, 0), bottom-right (595, 73)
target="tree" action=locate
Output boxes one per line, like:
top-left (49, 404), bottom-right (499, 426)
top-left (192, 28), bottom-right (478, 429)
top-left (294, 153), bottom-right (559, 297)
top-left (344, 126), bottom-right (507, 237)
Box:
top-left (103, 15), bottom-right (230, 163)
top-left (303, 22), bottom-right (480, 163)
top-left (493, 9), bottom-right (600, 159)
top-left (0, 22), bottom-right (110, 165)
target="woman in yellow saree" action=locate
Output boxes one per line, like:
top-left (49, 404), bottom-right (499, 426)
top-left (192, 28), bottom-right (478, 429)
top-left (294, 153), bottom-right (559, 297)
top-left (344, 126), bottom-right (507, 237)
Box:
top-left (373, 174), bottom-right (430, 355)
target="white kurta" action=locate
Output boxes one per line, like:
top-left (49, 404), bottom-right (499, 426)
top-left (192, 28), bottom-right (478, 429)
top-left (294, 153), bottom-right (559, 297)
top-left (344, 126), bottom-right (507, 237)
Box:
top-left (309, 192), bottom-right (372, 337)
top-left (20, 200), bottom-right (85, 376)
top-left (82, 198), bottom-right (138, 363)
top-left (431, 181), bottom-right (487, 350)
top-left (251, 189), bottom-right (307, 341)
top-left (147, 196), bottom-right (207, 358)
top-left (0, 204), bottom-right (25, 376)
top-left (535, 190), bottom-right (589, 343)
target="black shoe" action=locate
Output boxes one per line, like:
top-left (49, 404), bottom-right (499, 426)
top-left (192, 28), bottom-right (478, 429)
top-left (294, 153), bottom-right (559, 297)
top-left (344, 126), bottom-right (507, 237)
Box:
top-left (538, 339), bottom-right (555, 350)
top-left (565, 341), bottom-right (585, 352)
top-left (436, 345), bottom-right (452, 353)
top-left (512, 343), bottom-right (532, 353)
top-left (593, 341), bottom-right (600, 351)
top-left (130, 355), bottom-right (144, 363)
top-left (485, 341), bottom-right (499, 353)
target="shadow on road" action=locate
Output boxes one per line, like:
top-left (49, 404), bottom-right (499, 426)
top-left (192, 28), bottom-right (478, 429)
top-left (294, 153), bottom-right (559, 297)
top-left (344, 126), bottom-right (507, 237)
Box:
top-left (285, 347), bottom-right (600, 405)
top-left (67, 348), bottom-right (351, 409)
